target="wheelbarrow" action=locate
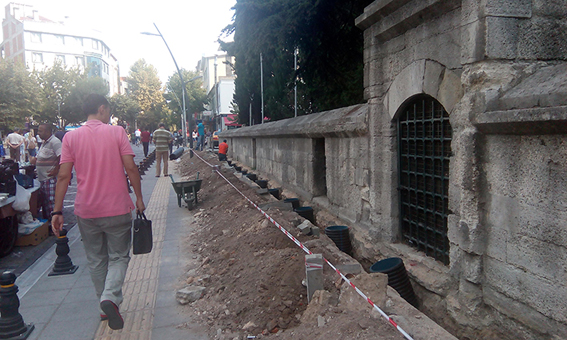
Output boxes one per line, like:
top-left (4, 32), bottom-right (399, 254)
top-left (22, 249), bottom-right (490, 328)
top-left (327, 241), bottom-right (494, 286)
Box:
top-left (170, 174), bottom-right (202, 210)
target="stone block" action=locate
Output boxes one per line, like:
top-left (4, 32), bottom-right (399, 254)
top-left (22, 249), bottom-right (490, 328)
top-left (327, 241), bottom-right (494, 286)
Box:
top-left (311, 226), bottom-right (320, 236)
top-left (176, 286), bottom-right (205, 305)
top-left (339, 272), bottom-right (387, 311)
top-left (256, 188), bottom-right (269, 195)
top-left (507, 235), bottom-right (567, 282)
top-left (460, 20), bottom-right (485, 64)
top-left (485, 17), bottom-right (519, 59)
top-left (336, 262), bottom-right (362, 275)
top-left (485, 0), bottom-right (532, 18)
top-left (305, 254), bottom-right (324, 303)
top-left (258, 201), bottom-right (293, 211)
top-left (297, 220), bottom-right (313, 235)
top-left (484, 257), bottom-right (567, 323)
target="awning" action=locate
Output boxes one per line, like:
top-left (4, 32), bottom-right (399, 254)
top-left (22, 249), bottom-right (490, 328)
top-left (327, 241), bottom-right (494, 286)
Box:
top-left (223, 114), bottom-right (241, 127)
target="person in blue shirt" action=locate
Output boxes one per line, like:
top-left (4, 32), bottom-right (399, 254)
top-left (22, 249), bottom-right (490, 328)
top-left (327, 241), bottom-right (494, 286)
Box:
top-left (197, 122), bottom-right (205, 151)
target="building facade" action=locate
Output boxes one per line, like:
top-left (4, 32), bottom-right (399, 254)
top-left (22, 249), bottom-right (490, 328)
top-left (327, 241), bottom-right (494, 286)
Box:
top-left (0, 3), bottom-right (120, 95)
top-left (221, 1), bottom-right (567, 339)
top-left (197, 53), bottom-right (236, 130)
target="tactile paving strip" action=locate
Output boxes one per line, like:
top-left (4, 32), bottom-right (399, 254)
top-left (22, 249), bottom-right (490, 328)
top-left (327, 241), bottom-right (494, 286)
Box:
top-left (94, 177), bottom-right (169, 339)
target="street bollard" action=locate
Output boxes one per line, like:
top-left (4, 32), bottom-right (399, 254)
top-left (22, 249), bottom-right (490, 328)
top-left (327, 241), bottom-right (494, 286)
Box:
top-left (48, 229), bottom-right (79, 276)
top-left (0, 272), bottom-right (34, 339)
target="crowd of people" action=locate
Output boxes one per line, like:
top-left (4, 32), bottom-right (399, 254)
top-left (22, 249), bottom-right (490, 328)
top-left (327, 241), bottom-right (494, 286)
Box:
top-left (1, 97), bottom-right (230, 331)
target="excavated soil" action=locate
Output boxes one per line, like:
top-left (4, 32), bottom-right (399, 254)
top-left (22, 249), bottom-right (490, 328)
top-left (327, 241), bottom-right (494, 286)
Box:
top-left (174, 151), bottom-right (405, 340)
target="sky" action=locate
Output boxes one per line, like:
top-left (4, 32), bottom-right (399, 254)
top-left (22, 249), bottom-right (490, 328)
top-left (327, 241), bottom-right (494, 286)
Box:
top-left (0, 0), bottom-right (236, 82)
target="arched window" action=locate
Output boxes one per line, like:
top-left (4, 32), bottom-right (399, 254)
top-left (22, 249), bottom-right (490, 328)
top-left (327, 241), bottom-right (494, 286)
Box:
top-left (397, 95), bottom-right (451, 264)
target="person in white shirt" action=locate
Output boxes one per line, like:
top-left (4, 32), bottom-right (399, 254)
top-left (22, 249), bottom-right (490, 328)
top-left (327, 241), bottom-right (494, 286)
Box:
top-left (6, 130), bottom-right (25, 162)
top-left (134, 129), bottom-right (141, 146)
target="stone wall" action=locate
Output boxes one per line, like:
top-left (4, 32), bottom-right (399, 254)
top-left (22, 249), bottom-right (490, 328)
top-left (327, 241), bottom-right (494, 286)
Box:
top-left (221, 1), bottom-right (567, 339)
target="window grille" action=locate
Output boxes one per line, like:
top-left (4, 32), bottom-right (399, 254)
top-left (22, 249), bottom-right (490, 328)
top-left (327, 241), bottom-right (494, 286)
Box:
top-left (397, 95), bottom-right (451, 264)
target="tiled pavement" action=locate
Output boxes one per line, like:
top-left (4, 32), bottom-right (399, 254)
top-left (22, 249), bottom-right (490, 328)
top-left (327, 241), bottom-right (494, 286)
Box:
top-left (15, 155), bottom-right (209, 340)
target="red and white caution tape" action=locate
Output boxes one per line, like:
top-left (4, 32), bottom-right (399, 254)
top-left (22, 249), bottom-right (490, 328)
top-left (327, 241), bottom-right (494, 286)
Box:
top-left (190, 150), bottom-right (414, 340)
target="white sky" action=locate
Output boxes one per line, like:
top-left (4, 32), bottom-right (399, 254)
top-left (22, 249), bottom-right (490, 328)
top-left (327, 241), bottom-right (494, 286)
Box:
top-left (1, 0), bottom-right (236, 83)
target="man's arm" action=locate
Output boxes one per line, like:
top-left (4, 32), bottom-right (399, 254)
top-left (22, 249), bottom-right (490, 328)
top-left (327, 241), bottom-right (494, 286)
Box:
top-left (51, 162), bottom-right (73, 236)
top-left (122, 155), bottom-right (145, 213)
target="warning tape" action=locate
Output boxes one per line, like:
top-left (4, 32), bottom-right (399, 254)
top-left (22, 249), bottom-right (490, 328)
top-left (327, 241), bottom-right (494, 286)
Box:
top-left (189, 150), bottom-right (415, 340)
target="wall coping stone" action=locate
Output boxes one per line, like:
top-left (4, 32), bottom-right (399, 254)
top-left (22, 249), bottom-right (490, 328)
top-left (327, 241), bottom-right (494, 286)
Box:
top-left (219, 104), bottom-right (368, 139)
top-left (486, 63), bottom-right (567, 112)
top-left (473, 106), bottom-right (567, 135)
top-left (355, 0), bottom-right (460, 41)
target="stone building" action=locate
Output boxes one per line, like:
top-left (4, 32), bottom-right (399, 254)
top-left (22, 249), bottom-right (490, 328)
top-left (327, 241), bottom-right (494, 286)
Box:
top-left (221, 1), bottom-right (567, 339)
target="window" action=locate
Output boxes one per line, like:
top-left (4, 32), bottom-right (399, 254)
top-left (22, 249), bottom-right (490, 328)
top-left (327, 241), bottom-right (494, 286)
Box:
top-left (30, 32), bottom-right (41, 43)
top-left (55, 55), bottom-right (65, 65)
top-left (32, 52), bottom-right (43, 63)
top-left (75, 56), bottom-right (84, 66)
top-left (398, 95), bottom-right (452, 265)
top-left (92, 39), bottom-right (98, 50)
top-left (103, 62), bottom-right (108, 74)
top-left (75, 37), bottom-right (83, 46)
top-left (55, 35), bottom-right (64, 45)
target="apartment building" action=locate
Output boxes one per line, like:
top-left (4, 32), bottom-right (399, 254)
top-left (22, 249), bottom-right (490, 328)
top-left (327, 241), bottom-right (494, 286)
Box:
top-left (0, 3), bottom-right (120, 95)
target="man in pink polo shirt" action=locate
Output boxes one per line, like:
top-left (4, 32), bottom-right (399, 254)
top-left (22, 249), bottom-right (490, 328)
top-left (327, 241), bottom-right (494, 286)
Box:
top-left (51, 94), bottom-right (144, 330)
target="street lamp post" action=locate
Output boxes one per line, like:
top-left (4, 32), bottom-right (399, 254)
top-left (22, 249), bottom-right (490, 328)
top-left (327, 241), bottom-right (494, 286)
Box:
top-left (141, 23), bottom-right (192, 147)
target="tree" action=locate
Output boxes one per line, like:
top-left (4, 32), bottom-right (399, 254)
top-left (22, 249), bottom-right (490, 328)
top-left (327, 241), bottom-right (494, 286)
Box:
top-left (221, 0), bottom-right (371, 124)
top-left (0, 59), bottom-right (41, 130)
top-left (164, 69), bottom-right (207, 132)
top-left (109, 93), bottom-right (140, 130)
top-left (34, 60), bottom-right (83, 126)
top-left (61, 76), bottom-right (108, 125)
top-left (126, 59), bottom-right (169, 129)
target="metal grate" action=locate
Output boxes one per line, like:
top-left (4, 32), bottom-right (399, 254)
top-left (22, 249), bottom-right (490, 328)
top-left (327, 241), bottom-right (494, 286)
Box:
top-left (397, 95), bottom-right (451, 265)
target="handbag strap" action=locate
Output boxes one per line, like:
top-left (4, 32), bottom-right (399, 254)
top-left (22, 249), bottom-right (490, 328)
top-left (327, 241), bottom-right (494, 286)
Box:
top-left (136, 211), bottom-right (148, 220)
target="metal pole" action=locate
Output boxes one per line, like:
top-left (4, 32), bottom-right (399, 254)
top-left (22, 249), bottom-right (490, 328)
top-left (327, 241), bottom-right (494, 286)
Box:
top-left (151, 23), bottom-right (190, 148)
top-left (294, 48), bottom-right (297, 118)
top-left (260, 53), bottom-right (264, 124)
top-left (249, 101), bottom-right (252, 127)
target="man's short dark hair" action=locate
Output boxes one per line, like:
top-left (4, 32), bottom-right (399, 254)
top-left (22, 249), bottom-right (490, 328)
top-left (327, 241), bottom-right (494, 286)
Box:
top-left (223, 140), bottom-right (227, 143)
top-left (83, 94), bottom-right (109, 117)
top-left (158, 122), bottom-right (165, 128)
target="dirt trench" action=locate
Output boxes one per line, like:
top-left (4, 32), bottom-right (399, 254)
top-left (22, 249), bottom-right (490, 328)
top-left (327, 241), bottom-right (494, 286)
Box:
top-left (173, 151), bottom-right (405, 340)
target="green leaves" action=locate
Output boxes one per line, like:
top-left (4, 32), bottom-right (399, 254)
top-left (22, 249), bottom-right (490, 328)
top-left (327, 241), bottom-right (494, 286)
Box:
top-left (0, 59), bottom-right (41, 129)
top-left (223, 0), bottom-right (371, 124)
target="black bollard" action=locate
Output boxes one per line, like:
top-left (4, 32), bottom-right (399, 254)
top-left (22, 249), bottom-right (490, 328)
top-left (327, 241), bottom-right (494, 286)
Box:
top-left (48, 229), bottom-right (79, 276)
top-left (0, 272), bottom-right (34, 339)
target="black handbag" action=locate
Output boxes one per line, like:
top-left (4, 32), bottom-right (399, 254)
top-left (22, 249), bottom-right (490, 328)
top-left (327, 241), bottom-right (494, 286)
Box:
top-left (133, 212), bottom-right (152, 255)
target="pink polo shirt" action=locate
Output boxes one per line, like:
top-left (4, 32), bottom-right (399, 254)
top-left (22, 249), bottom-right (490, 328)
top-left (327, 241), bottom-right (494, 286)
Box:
top-left (60, 120), bottom-right (135, 219)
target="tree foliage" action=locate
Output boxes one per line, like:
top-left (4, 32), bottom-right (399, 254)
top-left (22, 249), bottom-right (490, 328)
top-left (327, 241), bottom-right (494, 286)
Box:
top-left (0, 59), bottom-right (42, 130)
top-left (109, 93), bottom-right (140, 129)
top-left (126, 59), bottom-right (169, 130)
top-left (221, 0), bottom-right (372, 123)
top-left (34, 61), bottom-right (108, 127)
top-left (164, 69), bottom-right (207, 132)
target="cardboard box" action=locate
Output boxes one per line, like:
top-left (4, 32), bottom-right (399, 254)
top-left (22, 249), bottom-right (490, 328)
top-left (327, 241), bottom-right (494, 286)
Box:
top-left (16, 221), bottom-right (49, 246)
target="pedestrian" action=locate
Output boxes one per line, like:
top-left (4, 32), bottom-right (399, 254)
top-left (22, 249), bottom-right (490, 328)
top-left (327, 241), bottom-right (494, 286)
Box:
top-left (218, 139), bottom-right (228, 161)
top-left (152, 122), bottom-right (173, 177)
top-left (54, 127), bottom-right (66, 141)
top-left (36, 131), bottom-right (43, 149)
top-left (51, 94), bottom-right (145, 330)
top-left (30, 124), bottom-right (61, 221)
top-left (26, 129), bottom-right (37, 159)
top-left (5, 129), bottom-right (25, 162)
top-left (168, 130), bottom-right (174, 154)
top-left (140, 127), bottom-right (151, 157)
top-left (197, 121), bottom-right (205, 151)
top-left (134, 129), bottom-right (141, 146)
top-left (192, 128), bottom-right (198, 144)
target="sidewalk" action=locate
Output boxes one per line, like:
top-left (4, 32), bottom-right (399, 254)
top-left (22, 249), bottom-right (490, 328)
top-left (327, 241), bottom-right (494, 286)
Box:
top-left (15, 155), bottom-right (209, 340)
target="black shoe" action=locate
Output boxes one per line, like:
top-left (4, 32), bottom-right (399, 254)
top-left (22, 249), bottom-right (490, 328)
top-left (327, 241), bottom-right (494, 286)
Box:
top-left (100, 300), bottom-right (124, 330)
